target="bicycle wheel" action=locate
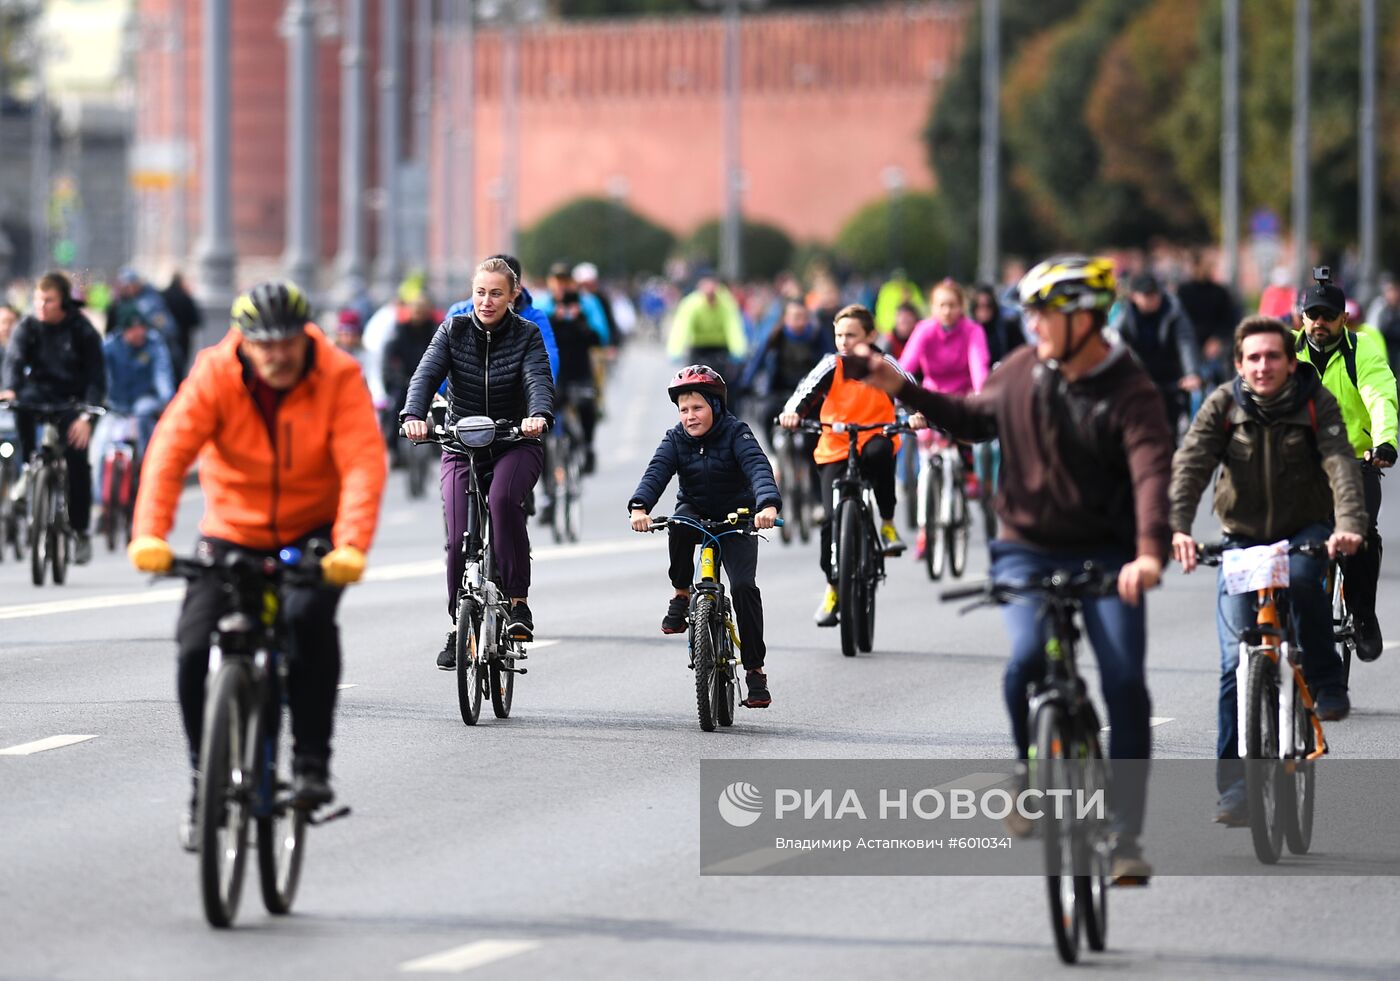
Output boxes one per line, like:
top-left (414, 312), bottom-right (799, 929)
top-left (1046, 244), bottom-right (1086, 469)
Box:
top-left (1076, 724), bottom-right (1110, 953)
top-left (856, 516), bottom-right (877, 653)
top-left (456, 597), bottom-right (484, 726)
top-left (1282, 678), bottom-right (1316, 855)
top-left (900, 444), bottom-right (919, 531)
top-left (0, 467), bottom-right (9, 566)
top-left (1033, 703), bottom-right (1081, 964)
top-left (836, 500), bottom-right (862, 658)
top-left (947, 477), bottom-right (970, 579)
top-left (776, 444), bottom-right (795, 546)
top-left (923, 462), bottom-right (945, 581)
top-left (29, 469), bottom-right (50, 586)
top-left (489, 636), bottom-right (515, 719)
top-left (691, 595), bottom-right (720, 731)
top-left (1244, 652), bottom-right (1284, 864)
top-left (9, 484), bottom-right (26, 561)
top-left (102, 455), bottom-right (123, 552)
top-left (1331, 571), bottom-right (1354, 685)
top-left (716, 608), bottom-right (736, 727)
top-left (48, 473), bottom-right (68, 585)
top-left (564, 454), bottom-right (583, 544)
top-left (198, 662), bottom-right (253, 928)
top-left (254, 701), bottom-right (306, 915)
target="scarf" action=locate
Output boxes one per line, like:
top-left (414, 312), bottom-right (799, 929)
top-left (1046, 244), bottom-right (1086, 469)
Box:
top-left (1242, 374), bottom-right (1298, 423)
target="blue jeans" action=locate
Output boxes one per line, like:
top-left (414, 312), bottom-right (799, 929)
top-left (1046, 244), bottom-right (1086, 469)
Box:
top-left (990, 541), bottom-right (1152, 838)
top-left (1213, 522), bottom-right (1343, 796)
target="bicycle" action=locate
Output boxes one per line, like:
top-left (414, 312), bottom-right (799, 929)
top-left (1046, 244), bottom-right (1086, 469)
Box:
top-left (542, 390), bottom-right (589, 545)
top-left (943, 563), bottom-right (1119, 964)
top-left (1196, 540), bottom-right (1328, 865)
top-left (1, 400), bottom-right (104, 586)
top-left (768, 422), bottom-right (812, 545)
top-left (164, 542), bottom-right (350, 929)
top-left (897, 429), bottom-right (921, 532)
top-left (0, 414), bottom-right (24, 563)
top-left (647, 509), bottom-right (778, 732)
top-left (96, 412), bottom-right (141, 552)
top-left (918, 430), bottom-right (972, 581)
top-left (794, 419), bottom-right (912, 658)
top-left (403, 416), bottom-right (529, 726)
top-left (1328, 459), bottom-right (1384, 685)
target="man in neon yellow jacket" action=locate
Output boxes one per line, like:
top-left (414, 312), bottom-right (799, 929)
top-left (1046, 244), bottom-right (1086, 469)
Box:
top-left (667, 275), bottom-right (747, 374)
top-left (1295, 277), bottom-right (1398, 663)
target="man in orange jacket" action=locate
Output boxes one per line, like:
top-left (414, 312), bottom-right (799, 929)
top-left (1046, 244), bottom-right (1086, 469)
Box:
top-left (128, 281), bottom-right (386, 847)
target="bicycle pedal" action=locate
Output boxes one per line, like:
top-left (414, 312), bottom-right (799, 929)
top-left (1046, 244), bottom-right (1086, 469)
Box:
top-left (307, 805), bottom-right (352, 826)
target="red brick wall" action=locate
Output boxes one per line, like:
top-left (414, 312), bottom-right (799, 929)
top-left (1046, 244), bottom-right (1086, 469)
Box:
top-left (135, 1), bottom-right (967, 281)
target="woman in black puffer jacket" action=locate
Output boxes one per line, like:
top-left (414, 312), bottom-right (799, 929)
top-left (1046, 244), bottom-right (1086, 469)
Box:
top-left (402, 257), bottom-right (555, 665)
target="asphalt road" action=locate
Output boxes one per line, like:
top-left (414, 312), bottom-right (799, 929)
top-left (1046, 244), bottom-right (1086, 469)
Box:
top-left (2, 340), bottom-right (1399, 980)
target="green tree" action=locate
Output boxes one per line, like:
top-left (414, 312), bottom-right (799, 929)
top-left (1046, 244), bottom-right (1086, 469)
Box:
top-left (1001, 0), bottom-right (1153, 249)
top-left (924, 0), bottom-right (1083, 271)
top-left (679, 218), bottom-right (795, 281)
top-left (519, 196), bottom-right (675, 278)
top-left (1083, 0), bottom-right (1211, 241)
top-left (833, 191), bottom-right (949, 286)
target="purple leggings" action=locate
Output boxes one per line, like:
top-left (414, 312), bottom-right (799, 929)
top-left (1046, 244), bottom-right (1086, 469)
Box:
top-left (441, 444), bottom-right (544, 615)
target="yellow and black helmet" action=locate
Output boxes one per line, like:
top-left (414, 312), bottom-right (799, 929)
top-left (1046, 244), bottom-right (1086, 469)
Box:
top-left (231, 281), bottom-right (312, 340)
top-left (1017, 255), bottom-right (1117, 314)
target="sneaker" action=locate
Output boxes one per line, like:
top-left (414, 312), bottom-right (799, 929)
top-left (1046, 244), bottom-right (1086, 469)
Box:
top-left (178, 775), bottom-right (199, 854)
top-left (742, 669), bottom-right (771, 708)
top-left (880, 521), bottom-right (906, 556)
top-left (1355, 616), bottom-right (1384, 663)
top-left (1215, 778), bottom-right (1248, 828)
top-left (292, 757), bottom-right (334, 808)
top-left (1002, 766), bottom-right (1035, 838)
top-left (1110, 837), bottom-right (1152, 885)
top-left (814, 585), bottom-right (839, 627)
top-left (437, 630), bottom-right (457, 670)
top-left (1315, 687), bottom-right (1351, 722)
top-left (661, 594), bottom-right (689, 634)
top-left (914, 527), bottom-right (927, 560)
top-left (73, 532), bottom-right (93, 565)
top-left (506, 601), bottom-right (534, 642)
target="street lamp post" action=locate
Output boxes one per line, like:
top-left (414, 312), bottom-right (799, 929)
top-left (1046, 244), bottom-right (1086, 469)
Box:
top-left (335, 0), bottom-right (369, 302)
top-left (607, 174), bottom-right (630, 280)
top-left (1221, 0), bottom-right (1240, 293)
top-left (700, 0), bottom-right (763, 283)
top-left (194, 0), bottom-right (236, 330)
top-left (881, 165), bottom-right (905, 274)
top-left (976, 0), bottom-right (999, 286)
top-left (1357, 0), bottom-right (1379, 306)
top-left (281, 0), bottom-right (319, 292)
top-left (1290, 0), bottom-right (1310, 289)
top-left (373, 0), bottom-right (403, 297)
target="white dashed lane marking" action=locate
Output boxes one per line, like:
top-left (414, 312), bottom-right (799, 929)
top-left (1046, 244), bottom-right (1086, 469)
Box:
top-left (0, 734), bottom-right (99, 756)
top-left (1101, 717), bottom-right (1175, 733)
top-left (400, 939), bottom-right (541, 973)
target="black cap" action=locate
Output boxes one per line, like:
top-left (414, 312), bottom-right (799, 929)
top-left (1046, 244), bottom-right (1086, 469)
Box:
top-left (1300, 282), bottom-right (1345, 318)
top-left (547, 262), bottom-right (571, 279)
top-left (1128, 272), bottom-right (1160, 294)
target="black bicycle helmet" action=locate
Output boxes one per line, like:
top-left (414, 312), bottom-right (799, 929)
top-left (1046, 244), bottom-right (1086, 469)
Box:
top-left (231, 281), bottom-right (313, 340)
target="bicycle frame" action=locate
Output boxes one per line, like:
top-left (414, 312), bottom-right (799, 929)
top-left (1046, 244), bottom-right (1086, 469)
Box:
top-left (1233, 584), bottom-right (1327, 763)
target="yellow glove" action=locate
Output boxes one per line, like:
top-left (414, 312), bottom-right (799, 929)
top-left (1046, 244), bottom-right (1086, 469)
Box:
top-left (320, 545), bottom-right (367, 586)
top-left (128, 535), bottom-right (173, 574)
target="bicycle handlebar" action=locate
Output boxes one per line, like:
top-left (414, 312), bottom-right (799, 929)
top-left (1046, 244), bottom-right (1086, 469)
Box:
top-left (773, 417), bottom-right (914, 438)
top-left (398, 419), bottom-right (524, 453)
top-left (1193, 540), bottom-right (1330, 567)
top-left (939, 563), bottom-right (1119, 610)
top-left (164, 540), bottom-right (329, 587)
top-left (648, 511), bottom-right (783, 533)
top-left (0, 399), bottom-right (106, 419)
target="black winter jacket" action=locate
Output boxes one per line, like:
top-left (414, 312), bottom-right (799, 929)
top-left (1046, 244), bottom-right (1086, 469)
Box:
top-left (629, 410), bottom-right (781, 519)
top-left (2, 309), bottom-right (106, 405)
top-left (400, 309), bottom-right (555, 444)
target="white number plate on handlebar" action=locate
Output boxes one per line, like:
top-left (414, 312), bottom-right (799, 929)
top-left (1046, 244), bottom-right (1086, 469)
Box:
top-left (1221, 541), bottom-right (1290, 595)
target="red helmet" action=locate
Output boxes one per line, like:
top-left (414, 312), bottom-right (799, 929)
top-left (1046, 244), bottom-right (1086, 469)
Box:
top-left (668, 364), bottom-right (728, 407)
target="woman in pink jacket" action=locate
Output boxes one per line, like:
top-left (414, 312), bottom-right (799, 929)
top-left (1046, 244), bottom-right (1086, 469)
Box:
top-left (898, 279), bottom-right (990, 557)
top-left (899, 279), bottom-right (990, 397)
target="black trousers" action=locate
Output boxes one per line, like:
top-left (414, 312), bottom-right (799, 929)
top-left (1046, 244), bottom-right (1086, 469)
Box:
top-left (1339, 463), bottom-right (1384, 623)
top-left (667, 506), bottom-right (766, 670)
top-left (15, 409), bottom-right (93, 533)
top-left (818, 434), bottom-right (895, 585)
top-left (176, 535), bottom-right (343, 770)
